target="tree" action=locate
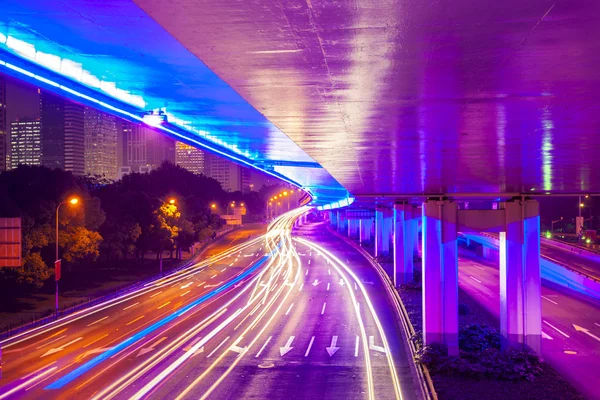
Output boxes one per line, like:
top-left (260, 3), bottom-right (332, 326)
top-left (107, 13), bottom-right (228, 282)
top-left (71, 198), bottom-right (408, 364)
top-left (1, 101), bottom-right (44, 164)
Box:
top-left (60, 226), bottom-right (102, 267)
top-left (17, 252), bottom-right (52, 288)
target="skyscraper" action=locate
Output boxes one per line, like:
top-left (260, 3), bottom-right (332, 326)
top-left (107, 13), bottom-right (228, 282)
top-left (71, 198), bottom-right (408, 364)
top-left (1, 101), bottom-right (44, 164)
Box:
top-left (84, 107), bottom-right (118, 180)
top-left (204, 152), bottom-right (242, 192)
top-left (175, 142), bottom-right (205, 174)
top-left (40, 91), bottom-right (85, 175)
top-left (120, 122), bottom-right (176, 178)
top-left (0, 75), bottom-right (6, 172)
top-left (9, 118), bottom-right (42, 169)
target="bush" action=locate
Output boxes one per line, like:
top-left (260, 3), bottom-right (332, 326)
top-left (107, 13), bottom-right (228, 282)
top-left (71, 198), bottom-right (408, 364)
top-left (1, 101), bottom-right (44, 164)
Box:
top-left (410, 331), bottom-right (423, 349)
top-left (416, 325), bottom-right (544, 382)
top-left (459, 324), bottom-right (500, 352)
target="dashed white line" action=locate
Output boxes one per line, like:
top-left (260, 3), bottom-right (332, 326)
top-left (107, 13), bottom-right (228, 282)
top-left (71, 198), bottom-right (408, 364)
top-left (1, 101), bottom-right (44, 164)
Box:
top-left (157, 301), bottom-right (171, 310)
top-left (543, 320), bottom-right (570, 338)
top-left (299, 283), bottom-right (304, 292)
top-left (207, 336), bottom-right (230, 358)
top-left (180, 290), bottom-right (191, 297)
top-left (542, 331), bottom-right (554, 340)
top-left (595, 323), bottom-right (600, 328)
top-left (321, 302), bottom-right (327, 315)
top-left (354, 282), bottom-right (358, 291)
top-left (150, 291), bottom-right (163, 298)
top-left (305, 269), bottom-right (309, 276)
top-left (469, 276), bottom-right (482, 284)
top-left (328, 269), bottom-right (331, 275)
top-left (355, 335), bottom-right (360, 357)
top-left (285, 303), bottom-right (294, 316)
top-left (305, 336), bottom-right (315, 357)
top-left (123, 302), bottom-right (139, 311)
top-left (308, 259), bottom-right (311, 265)
top-left (255, 336), bottom-right (272, 358)
top-left (197, 281), bottom-right (206, 287)
top-left (210, 274), bottom-right (217, 279)
top-left (327, 283), bottom-right (330, 291)
top-left (542, 296), bottom-right (558, 305)
top-left (86, 316), bottom-right (108, 327)
top-left (221, 268), bottom-right (226, 272)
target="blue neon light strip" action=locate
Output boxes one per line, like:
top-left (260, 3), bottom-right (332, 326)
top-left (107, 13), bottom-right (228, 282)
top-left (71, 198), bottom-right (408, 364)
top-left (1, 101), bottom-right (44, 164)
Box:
top-left (45, 250), bottom-right (275, 390)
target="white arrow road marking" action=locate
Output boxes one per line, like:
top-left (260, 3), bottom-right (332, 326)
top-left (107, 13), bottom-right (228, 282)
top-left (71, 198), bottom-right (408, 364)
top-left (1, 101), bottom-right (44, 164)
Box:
top-left (321, 302), bottom-right (327, 315)
top-left (207, 336), bottom-right (230, 358)
top-left (573, 324), bottom-right (600, 342)
top-left (326, 336), bottom-right (340, 357)
top-left (369, 336), bottom-right (386, 353)
top-left (355, 335), bottom-right (360, 357)
top-left (137, 336), bottom-right (168, 357)
top-left (79, 347), bottom-right (113, 360)
top-left (543, 320), bottom-right (570, 338)
top-left (41, 337), bottom-right (83, 358)
top-left (279, 336), bottom-right (295, 356)
top-left (339, 279), bottom-right (345, 286)
top-left (255, 336), bottom-right (272, 358)
top-left (305, 336), bottom-right (315, 357)
top-left (312, 279), bottom-right (320, 287)
top-left (180, 282), bottom-right (193, 289)
top-left (229, 336), bottom-right (247, 354)
top-left (542, 331), bottom-right (553, 340)
top-left (35, 335), bottom-right (67, 350)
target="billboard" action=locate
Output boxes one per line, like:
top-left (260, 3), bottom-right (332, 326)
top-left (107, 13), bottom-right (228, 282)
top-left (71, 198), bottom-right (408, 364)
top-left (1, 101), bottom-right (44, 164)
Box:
top-left (0, 218), bottom-right (22, 267)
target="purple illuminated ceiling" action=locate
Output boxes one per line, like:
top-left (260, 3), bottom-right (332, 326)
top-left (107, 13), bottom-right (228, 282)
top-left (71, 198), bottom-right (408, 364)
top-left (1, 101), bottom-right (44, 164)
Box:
top-left (134, 0), bottom-right (600, 196)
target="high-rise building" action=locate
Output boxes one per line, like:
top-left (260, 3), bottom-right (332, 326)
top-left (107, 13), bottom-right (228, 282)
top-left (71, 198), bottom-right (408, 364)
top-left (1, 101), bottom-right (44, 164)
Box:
top-left (175, 142), bottom-right (205, 174)
top-left (204, 152), bottom-right (242, 192)
top-left (9, 118), bottom-right (42, 169)
top-left (84, 108), bottom-right (118, 180)
top-left (40, 91), bottom-right (85, 175)
top-left (120, 122), bottom-right (176, 178)
top-left (0, 75), bottom-right (6, 172)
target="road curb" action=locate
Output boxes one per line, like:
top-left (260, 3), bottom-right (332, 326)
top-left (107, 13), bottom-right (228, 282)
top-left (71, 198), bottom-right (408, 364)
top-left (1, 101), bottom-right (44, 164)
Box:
top-left (328, 227), bottom-right (437, 400)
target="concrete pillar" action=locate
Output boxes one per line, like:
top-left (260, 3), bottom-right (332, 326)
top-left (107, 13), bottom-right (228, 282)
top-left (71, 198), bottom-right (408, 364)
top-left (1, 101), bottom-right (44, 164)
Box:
top-left (393, 204), bottom-right (416, 286)
top-left (337, 210), bottom-right (347, 234)
top-left (360, 218), bottom-right (371, 244)
top-left (375, 208), bottom-right (385, 256)
top-left (422, 200), bottom-right (459, 356)
top-left (500, 200), bottom-right (541, 353)
top-left (348, 218), bottom-right (359, 238)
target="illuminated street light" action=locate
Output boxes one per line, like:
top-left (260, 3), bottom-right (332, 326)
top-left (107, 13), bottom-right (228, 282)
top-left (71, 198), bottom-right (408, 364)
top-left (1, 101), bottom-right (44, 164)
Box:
top-left (240, 202), bottom-right (245, 207)
top-left (211, 203), bottom-right (217, 209)
top-left (55, 196), bottom-right (80, 315)
top-left (169, 198), bottom-right (176, 205)
top-left (580, 203), bottom-right (585, 208)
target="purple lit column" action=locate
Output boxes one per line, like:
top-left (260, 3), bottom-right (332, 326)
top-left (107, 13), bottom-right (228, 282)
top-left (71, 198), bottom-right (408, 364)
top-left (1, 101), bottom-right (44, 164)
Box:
top-left (501, 200), bottom-right (541, 353)
top-left (348, 218), bottom-right (359, 238)
top-left (375, 207), bottom-right (385, 257)
top-left (337, 210), bottom-right (347, 234)
top-left (393, 203), bottom-right (416, 286)
top-left (360, 218), bottom-right (371, 244)
top-left (422, 200), bottom-right (459, 356)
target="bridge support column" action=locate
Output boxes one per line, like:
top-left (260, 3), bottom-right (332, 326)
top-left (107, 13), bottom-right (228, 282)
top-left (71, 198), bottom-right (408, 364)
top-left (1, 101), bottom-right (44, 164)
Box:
top-left (348, 218), bottom-right (359, 238)
top-left (359, 218), bottom-right (371, 244)
top-left (393, 203), bottom-right (417, 286)
top-left (500, 200), bottom-right (541, 353)
top-left (375, 208), bottom-right (385, 256)
top-left (422, 200), bottom-right (459, 356)
top-left (337, 210), bottom-right (347, 234)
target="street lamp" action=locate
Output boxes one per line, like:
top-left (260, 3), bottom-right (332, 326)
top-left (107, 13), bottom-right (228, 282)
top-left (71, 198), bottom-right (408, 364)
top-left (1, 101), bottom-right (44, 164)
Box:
top-left (55, 196), bottom-right (80, 316)
top-left (211, 203), bottom-right (217, 210)
top-left (551, 217), bottom-right (563, 234)
top-left (169, 198), bottom-right (176, 205)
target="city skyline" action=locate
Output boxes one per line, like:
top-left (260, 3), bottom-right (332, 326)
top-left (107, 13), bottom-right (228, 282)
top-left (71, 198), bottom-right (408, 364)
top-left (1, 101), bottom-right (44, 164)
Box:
top-left (0, 72), bottom-right (267, 192)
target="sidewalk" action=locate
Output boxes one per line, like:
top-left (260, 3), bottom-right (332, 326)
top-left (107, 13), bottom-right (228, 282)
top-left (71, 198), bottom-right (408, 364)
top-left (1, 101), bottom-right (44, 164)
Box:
top-left (0, 224), bottom-right (265, 334)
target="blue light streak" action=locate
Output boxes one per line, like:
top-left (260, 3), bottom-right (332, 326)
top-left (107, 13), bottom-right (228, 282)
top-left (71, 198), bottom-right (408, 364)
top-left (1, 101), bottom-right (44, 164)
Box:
top-left (45, 250), bottom-right (275, 390)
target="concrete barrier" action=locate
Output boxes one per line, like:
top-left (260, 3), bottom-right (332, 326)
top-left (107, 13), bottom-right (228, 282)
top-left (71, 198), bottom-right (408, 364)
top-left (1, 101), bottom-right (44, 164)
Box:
top-left (542, 237), bottom-right (600, 261)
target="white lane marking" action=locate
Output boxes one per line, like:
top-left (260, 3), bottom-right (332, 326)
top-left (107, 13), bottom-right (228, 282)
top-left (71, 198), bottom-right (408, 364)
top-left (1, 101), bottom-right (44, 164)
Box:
top-left (210, 274), bottom-right (218, 279)
top-left (40, 337), bottom-right (83, 358)
top-left (229, 262), bottom-right (234, 266)
top-left (308, 259), bottom-right (311, 265)
top-left (299, 283), bottom-right (304, 292)
top-left (285, 303), bottom-right (294, 316)
top-left (475, 266), bottom-right (485, 271)
top-left (221, 268), bottom-right (227, 272)
top-left (87, 316), bottom-right (108, 327)
top-left (35, 335), bottom-right (66, 350)
top-left (354, 282), bottom-right (358, 291)
top-left (150, 291), bottom-right (163, 298)
top-left (180, 290), bottom-right (191, 297)
top-left (542, 331), bottom-right (554, 340)
top-left (328, 269), bottom-right (331, 275)
top-left (207, 336), bottom-right (230, 358)
top-left (305, 269), bottom-right (309, 276)
top-left (123, 302), bottom-right (139, 310)
top-left (326, 336), bottom-right (340, 357)
top-left (595, 323), bottom-right (600, 328)
top-left (280, 336), bottom-right (295, 356)
top-left (157, 301), bottom-right (171, 310)
top-left (368, 336), bottom-right (386, 353)
top-left (0, 366), bottom-right (57, 399)
top-left (469, 276), bottom-right (482, 284)
top-left (327, 283), bottom-right (330, 291)
top-left (355, 335), bottom-right (360, 357)
top-left (573, 324), bottom-right (600, 342)
top-left (543, 320), bottom-right (570, 338)
top-left (542, 296), bottom-right (558, 305)
top-left (197, 281), bottom-right (206, 287)
top-left (180, 282), bottom-right (192, 289)
top-left (305, 336), bottom-right (315, 357)
top-left (321, 302), bottom-right (327, 315)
